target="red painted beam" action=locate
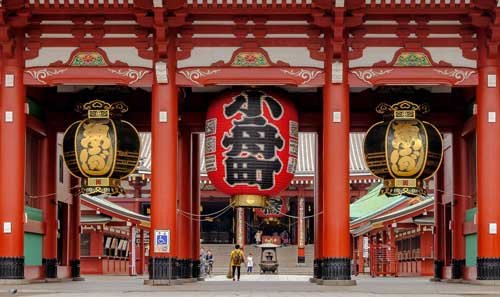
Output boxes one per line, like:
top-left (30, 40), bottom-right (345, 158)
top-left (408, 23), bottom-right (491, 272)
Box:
top-left (27, 116), bottom-right (47, 137)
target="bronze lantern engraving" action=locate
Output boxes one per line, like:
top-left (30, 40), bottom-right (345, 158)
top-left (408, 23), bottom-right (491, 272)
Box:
top-left (62, 99), bottom-right (141, 195)
top-left (364, 101), bottom-right (443, 196)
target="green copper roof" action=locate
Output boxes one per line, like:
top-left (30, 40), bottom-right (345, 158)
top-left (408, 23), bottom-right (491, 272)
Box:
top-left (371, 197), bottom-right (434, 224)
top-left (25, 206), bottom-right (43, 222)
top-left (350, 184), bottom-right (407, 223)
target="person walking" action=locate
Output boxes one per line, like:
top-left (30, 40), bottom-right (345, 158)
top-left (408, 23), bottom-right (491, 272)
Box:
top-left (200, 247), bottom-right (207, 277)
top-left (229, 244), bottom-right (245, 281)
top-left (281, 230), bottom-right (289, 246)
top-left (246, 252), bottom-right (254, 274)
top-left (254, 230), bottom-right (262, 245)
top-left (206, 249), bottom-right (214, 277)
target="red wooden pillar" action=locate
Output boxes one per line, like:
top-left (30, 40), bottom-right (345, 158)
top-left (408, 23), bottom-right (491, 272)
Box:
top-left (381, 231), bottom-right (388, 276)
top-left (451, 131), bottom-right (467, 279)
top-left (321, 34), bottom-right (353, 284)
top-left (236, 208), bottom-right (245, 248)
top-left (369, 235), bottom-right (376, 277)
top-left (476, 31), bottom-right (500, 280)
top-left (178, 128), bottom-right (192, 279)
top-left (357, 236), bottom-right (364, 275)
top-left (0, 34), bottom-right (26, 279)
top-left (150, 32), bottom-right (179, 281)
top-left (313, 131), bottom-right (323, 280)
top-left (61, 203), bottom-right (71, 267)
top-left (137, 229), bottom-right (145, 275)
top-left (432, 168), bottom-right (444, 280)
top-left (129, 226), bottom-right (137, 276)
top-left (388, 228), bottom-right (397, 276)
top-left (191, 133), bottom-right (201, 279)
top-left (297, 196), bottom-right (305, 264)
top-left (39, 131), bottom-right (58, 279)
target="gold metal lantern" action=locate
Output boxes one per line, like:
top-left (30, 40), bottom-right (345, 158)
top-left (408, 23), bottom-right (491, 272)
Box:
top-left (62, 99), bottom-right (141, 195)
top-left (364, 101), bottom-right (443, 196)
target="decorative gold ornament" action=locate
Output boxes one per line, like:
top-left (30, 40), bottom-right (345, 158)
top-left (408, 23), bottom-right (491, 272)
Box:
top-left (364, 100), bottom-right (443, 196)
top-left (63, 99), bottom-right (140, 195)
top-left (231, 194), bottom-right (267, 208)
top-left (389, 121), bottom-right (425, 177)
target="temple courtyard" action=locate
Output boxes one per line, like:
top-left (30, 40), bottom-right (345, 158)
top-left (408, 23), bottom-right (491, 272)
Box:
top-left (1, 275), bottom-right (500, 297)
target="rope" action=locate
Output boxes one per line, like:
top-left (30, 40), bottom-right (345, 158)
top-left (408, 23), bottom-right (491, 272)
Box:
top-left (26, 185), bottom-right (81, 199)
top-left (434, 189), bottom-right (475, 199)
top-left (178, 205), bottom-right (233, 222)
top-left (264, 204), bottom-right (323, 220)
top-left (179, 201), bottom-right (235, 217)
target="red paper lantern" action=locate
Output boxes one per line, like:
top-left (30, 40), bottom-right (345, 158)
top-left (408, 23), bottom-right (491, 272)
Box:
top-left (205, 89), bottom-right (299, 207)
top-left (255, 197), bottom-right (288, 218)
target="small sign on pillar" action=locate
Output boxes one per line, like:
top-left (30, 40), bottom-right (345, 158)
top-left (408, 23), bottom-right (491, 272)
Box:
top-left (154, 229), bottom-right (170, 253)
top-left (3, 222), bottom-right (11, 234)
top-left (4, 111), bottom-right (13, 123)
top-left (488, 112), bottom-right (496, 123)
top-left (332, 61), bottom-right (343, 84)
top-left (332, 111), bottom-right (342, 123)
top-left (159, 111), bottom-right (168, 123)
top-left (155, 61), bottom-right (168, 84)
top-left (488, 74), bottom-right (497, 88)
top-left (5, 74), bottom-right (14, 87)
top-left (489, 223), bottom-right (497, 235)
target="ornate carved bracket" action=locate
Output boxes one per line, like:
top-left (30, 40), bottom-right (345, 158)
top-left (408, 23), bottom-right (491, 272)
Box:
top-left (373, 48), bottom-right (451, 68)
top-left (350, 67), bottom-right (477, 87)
top-left (177, 66), bottom-right (323, 87)
top-left (211, 47), bottom-right (289, 68)
top-left (50, 48), bottom-right (128, 67)
top-left (469, 6), bottom-right (500, 59)
top-left (25, 48), bottom-right (151, 86)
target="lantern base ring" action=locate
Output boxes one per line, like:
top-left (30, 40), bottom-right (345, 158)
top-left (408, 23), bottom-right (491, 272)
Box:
top-left (231, 195), bottom-right (267, 208)
top-left (81, 178), bottom-right (123, 196)
top-left (382, 179), bottom-right (426, 196)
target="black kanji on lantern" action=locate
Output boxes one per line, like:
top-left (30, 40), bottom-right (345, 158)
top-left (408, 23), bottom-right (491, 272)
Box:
top-left (224, 90), bottom-right (283, 119)
top-left (222, 90), bottom-right (285, 190)
top-left (225, 156), bottom-right (282, 190)
top-left (222, 123), bottom-right (283, 159)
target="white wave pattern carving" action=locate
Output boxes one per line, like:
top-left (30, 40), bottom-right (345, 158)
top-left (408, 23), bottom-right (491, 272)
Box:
top-left (179, 69), bottom-right (221, 85)
top-left (280, 69), bottom-right (323, 85)
top-left (433, 69), bottom-right (476, 85)
top-left (107, 69), bottom-right (150, 84)
top-left (351, 69), bottom-right (393, 85)
top-left (26, 68), bottom-right (68, 84)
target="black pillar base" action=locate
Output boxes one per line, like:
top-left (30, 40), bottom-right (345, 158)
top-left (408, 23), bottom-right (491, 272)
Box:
top-left (43, 258), bottom-right (58, 279)
top-left (298, 256), bottom-right (305, 264)
top-left (321, 258), bottom-right (351, 280)
top-left (477, 258), bottom-right (500, 280)
top-left (149, 257), bottom-right (179, 280)
top-left (313, 259), bottom-right (320, 279)
top-left (451, 259), bottom-right (465, 279)
top-left (178, 259), bottom-right (192, 279)
top-left (192, 260), bottom-right (200, 279)
top-left (0, 257), bottom-right (24, 279)
top-left (188, 259), bottom-right (194, 279)
top-left (433, 260), bottom-right (444, 280)
top-left (70, 259), bottom-right (80, 278)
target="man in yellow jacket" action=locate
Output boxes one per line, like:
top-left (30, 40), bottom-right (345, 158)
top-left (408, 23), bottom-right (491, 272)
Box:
top-left (229, 244), bottom-right (245, 281)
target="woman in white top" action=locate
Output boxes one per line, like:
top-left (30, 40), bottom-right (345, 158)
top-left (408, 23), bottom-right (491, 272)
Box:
top-left (246, 253), bottom-right (254, 273)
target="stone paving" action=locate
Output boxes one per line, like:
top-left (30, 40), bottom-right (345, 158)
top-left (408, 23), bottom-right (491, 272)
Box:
top-left (0, 275), bottom-right (500, 297)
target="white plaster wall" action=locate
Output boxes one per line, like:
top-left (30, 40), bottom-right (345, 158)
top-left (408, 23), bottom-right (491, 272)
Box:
top-left (26, 47), bottom-right (78, 67)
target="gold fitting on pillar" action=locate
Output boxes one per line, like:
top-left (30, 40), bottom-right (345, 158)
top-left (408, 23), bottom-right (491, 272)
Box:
top-left (231, 195), bottom-right (267, 208)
